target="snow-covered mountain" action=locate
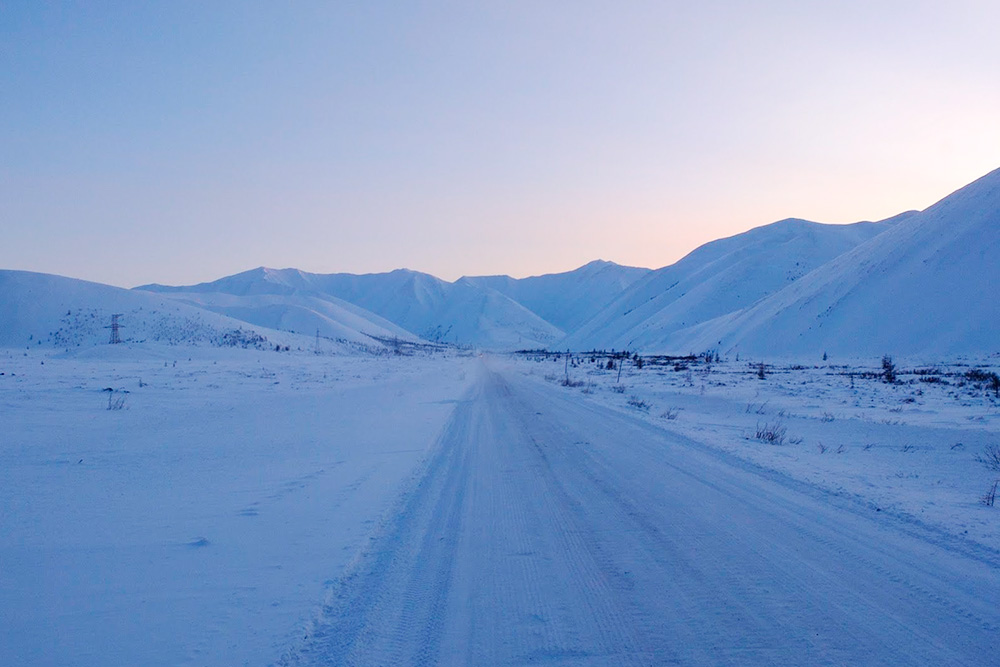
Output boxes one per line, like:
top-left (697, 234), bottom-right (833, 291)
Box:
top-left (561, 213), bottom-right (911, 352)
top-left (143, 288), bottom-right (420, 347)
top-left (0, 270), bottom-right (319, 352)
top-left (141, 267), bottom-right (564, 350)
top-left (675, 167), bottom-right (1000, 358)
top-left (462, 260), bottom-right (649, 333)
top-left (140, 266), bottom-right (313, 297)
top-left (9, 167), bottom-right (998, 358)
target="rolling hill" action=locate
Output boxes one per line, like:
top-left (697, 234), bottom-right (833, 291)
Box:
top-left (0, 270), bottom-right (317, 352)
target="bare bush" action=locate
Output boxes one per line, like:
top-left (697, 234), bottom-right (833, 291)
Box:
top-left (660, 407), bottom-right (679, 420)
top-left (105, 388), bottom-right (128, 411)
top-left (610, 384), bottom-right (626, 394)
top-left (627, 396), bottom-right (650, 411)
top-left (965, 369), bottom-right (1000, 397)
top-left (974, 444), bottom-right (1000, 472)
top-left (754, 421), bottom-right (787, 446)
top-left (982, 480), bottom-right (998, 507)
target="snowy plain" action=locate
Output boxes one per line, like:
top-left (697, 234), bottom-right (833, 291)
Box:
top-left (0, 345), bottom-right (476, 666)
top-left (2, 344), bottom-right (999, 665)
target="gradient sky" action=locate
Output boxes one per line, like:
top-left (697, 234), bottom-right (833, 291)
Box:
top-left (3, 1), bottom-right (999, 288)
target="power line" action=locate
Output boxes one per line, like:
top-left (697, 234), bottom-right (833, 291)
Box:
top-left (106, 313), bottom-right (124, 345)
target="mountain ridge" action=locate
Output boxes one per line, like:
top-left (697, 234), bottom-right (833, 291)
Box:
top-left (138, 261), bottom-right (649, 350)
top-left (672, 166), bottom-right (1000, 357)
top-left (7, 167), bottom-right (997, 357)
top-left (559, 213), bottom-right (912, 352)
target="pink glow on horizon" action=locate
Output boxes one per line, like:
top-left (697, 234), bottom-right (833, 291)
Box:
top-left (2, 2), bottom-right (999, 287)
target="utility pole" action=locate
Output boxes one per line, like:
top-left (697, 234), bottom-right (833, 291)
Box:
top-left (315, 328), bottom-right (321, 355)
top-left (106, 314), bottom-right (124, 344)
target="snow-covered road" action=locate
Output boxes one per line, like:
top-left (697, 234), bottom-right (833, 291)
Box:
top-left (280, 360), bottom-right (1000, 665)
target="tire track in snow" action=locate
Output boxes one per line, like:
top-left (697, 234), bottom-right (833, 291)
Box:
top-left (277, 361), bottom-right (1000, 666)
top-left (504, 368), bottom-right (999, 664)
top-left (275, 384), bottom-right (477, 666)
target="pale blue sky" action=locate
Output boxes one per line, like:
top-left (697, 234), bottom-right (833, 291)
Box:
top-left (3, 1), bottom-right (999, 287)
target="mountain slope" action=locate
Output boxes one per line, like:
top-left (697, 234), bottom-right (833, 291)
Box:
top-left (676, 167), bottom-right (1000, 358)
top-left (462, 260), bottom-right (650, 333)
top-left (302, 270), bottom-right (565, 348)
top-left (142, 268), bottom-right (564, 350)
top-left (139, 267), bottom-right (313, 297)
top-left (149, 291), bottom-right (420, 347)
top-left (561, 214), bottom-right (909, 351)
top-left (0, 270), bottom-right (317, 351)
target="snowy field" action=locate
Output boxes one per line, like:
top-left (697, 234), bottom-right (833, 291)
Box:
top-left (0, 345), bottom-right (476, 666)
top-left (2, 346), bottom-right (999, 665)
top-left (516, 352), bottom-right (1000, 550)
